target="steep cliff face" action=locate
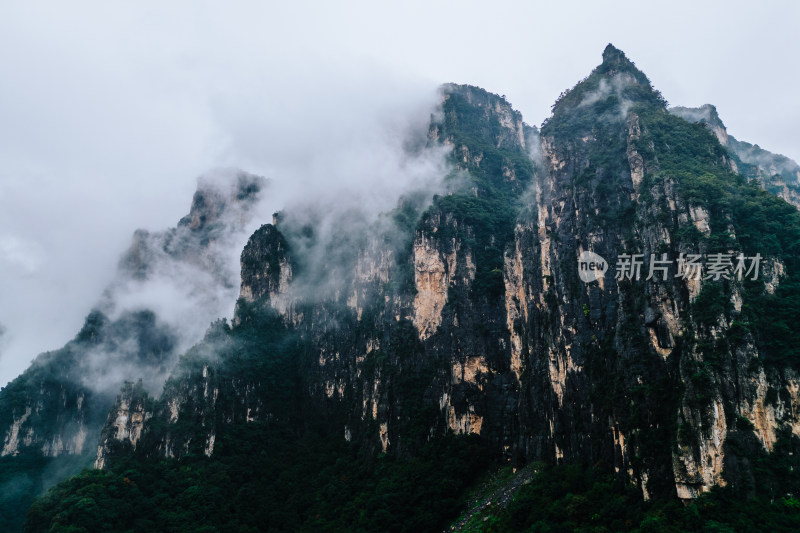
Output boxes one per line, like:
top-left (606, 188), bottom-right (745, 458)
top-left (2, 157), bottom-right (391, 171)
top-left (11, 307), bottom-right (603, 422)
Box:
top-left (237, 223), bottom-right (293, 315)
top-left (94, 381), bottom-right (152, 470)
top-left (0, 310), bottom-right (176, 464)
top-left (505, 49), bottom-right (682, 496)
top-left (506, 45), bottom-right (800, 500)
top-left (64, 47), bottom-right (800, 515)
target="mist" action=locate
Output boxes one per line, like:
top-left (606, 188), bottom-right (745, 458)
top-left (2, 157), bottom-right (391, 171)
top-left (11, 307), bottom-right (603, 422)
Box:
top-left (576, 75), bottom-right (640, 122)
top-left (0, 3), bottom-right (446, 387)
top-left (1, 1), bottom-right (799, 386)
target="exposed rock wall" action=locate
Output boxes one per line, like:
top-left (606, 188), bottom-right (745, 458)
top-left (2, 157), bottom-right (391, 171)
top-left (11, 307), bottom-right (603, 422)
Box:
top-left (91, 50), bottom-right (800, 505)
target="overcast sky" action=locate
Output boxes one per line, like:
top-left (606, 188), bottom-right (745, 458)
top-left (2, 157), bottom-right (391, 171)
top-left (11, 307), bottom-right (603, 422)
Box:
top-left (0, 0), bottom-right (797, 386)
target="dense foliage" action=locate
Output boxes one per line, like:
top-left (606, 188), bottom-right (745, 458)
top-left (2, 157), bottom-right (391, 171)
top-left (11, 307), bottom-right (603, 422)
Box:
top-left (0, 453), bottom-right (92, 532)
top-left (636, 107), bottom-right (800, 367)
top-left (22, 303), bottom-right (493, 532)
top-left (456, 456), bottom-right (800, 532)
top-left (26, 430), bottom-right (800, 533)
top-left (455, 429), bottom-right (800, 532)
top-left (25, 428), bottom-right (489, 532)
top-left (429, 85), bottom-right (536, 301)
top-left (0, 309), bottom-right (179, 532)
top-left (542, 45), bottom-right (667, 142)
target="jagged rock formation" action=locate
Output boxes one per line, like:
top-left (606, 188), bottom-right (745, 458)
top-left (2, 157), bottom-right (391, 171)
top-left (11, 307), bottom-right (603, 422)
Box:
top-left (505, 47), bottom-right (800, 499)
top-left (237, 223), bottom-right (293, 316)
top-left (8, 46), bottom-right (800, 531)
top-left (94, 380), bottom-right (152, 470)
top-left (91, 84), bottom-right (535, 466)
top-left (90, 46), bottom-right (800, 506)
top-left (0, 310), bottom-right (176, 461)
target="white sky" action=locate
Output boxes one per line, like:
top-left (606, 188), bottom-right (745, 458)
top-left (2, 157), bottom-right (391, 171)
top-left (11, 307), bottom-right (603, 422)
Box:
top-left (0, 0), bottom-right (798, 386)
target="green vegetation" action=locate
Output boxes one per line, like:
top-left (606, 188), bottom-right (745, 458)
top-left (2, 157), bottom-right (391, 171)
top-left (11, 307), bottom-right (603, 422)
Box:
top-left (428, 86), bottom-right (536, 302)
top-left (455, 465), bottom-right (800, 532)
top-left (542, 47), bottom-right (666, 143)
top-left (0, 309), bottom-right (177, 532)
top-left (25, 427), bottom-right (489, 533)
top-left (0, 453), bottom-right (92, 533)
top-left (20, 301), bottom-right (488, 532)
top-left (26, 431), bottom-right (800, 532)
top-left (455, 431), bottom-right (800, 532)
top-left (637, 106), bottom-right (800, 367)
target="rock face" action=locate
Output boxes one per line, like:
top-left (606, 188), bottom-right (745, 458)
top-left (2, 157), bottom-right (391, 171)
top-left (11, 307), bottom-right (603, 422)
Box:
top-left (93, 48), bottom-right (800, 503)
top-left (94, 83), bottom-right (534, 465)
top-left (237, 224), bottom-right (293, 315)
top-left (94, 381), bottom-right (152, 469)
top-left (11, 45), bottom-right (800, 513)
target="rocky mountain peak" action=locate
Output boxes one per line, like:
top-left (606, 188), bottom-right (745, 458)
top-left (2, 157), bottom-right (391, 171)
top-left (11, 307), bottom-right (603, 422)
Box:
top-left (601, 43), bottom-right (630, 67)
top-left (670, 103), bottom-right (728, 144)
top-left (180, 171), bottom-right (266, 232)
top-left (236, 223), bottom-right (293, 319)
top-left (542, 45), bottom-right (665, 141)
top-left (119, 170), bottom-right (267, 282)
top-left (598, 43), bottom-right (649, 82)
top-left (670, 103), bottom-right (800, 208)
top-left (435, 83), bottom-right (531, 153)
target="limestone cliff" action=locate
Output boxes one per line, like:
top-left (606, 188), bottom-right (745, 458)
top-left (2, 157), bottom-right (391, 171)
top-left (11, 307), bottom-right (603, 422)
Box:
top-left (31, 46), bottom-right (800, 513)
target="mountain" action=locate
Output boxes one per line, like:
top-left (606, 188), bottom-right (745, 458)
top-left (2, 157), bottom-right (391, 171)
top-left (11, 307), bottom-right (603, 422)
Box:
top-left (671, 103), bottom-right (800, 208)
top-left (7, 45), bottom-right (800, 531)
top-left (0, 171), bottom-right (267, 531)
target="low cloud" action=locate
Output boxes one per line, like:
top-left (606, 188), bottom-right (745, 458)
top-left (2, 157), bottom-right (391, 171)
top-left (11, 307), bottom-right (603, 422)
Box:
top-left (0, 8), bottom-right (447, 386)
top-left (577, 75), bottom-right (638, 121)
top-left (0, 236), bottom-right (45, 275)
top-left (1, 83), bottom-right (451, 394)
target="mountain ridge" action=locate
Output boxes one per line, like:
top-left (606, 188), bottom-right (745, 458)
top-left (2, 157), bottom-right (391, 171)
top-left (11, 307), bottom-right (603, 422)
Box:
top-left (670, 103), bottom-right (800, 208)
top-left (5, 45), bottom-right (800, 531)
